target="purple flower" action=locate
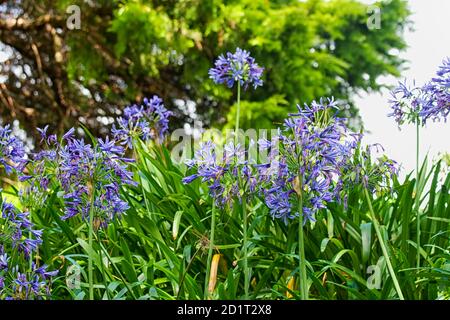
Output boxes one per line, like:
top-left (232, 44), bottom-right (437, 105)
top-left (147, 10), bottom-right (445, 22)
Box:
top-left (34, 265), bottom-right (59, 279)
top-left (37, 125), bottom-right (49, 143)
top-left (419, 57), bottom-right (450, 123)
top-left (389, 57), bottom-right (450, 126)
top-left (265, 190), bottom-right (296, 224)
top-left (0, 199), bottom-right (56, 299)
top-left (388, 80), bottom-right (421, 126)
top-left (143, 96), bottom-right (172, 140)
top-left (0, 253), bottom-right (9, 271)
top-left (258, 98), bottom-right (358, 224)
top-left (209, 48), bottom-right (264, 90)
top-left (182, 141), bottom-right (258, 207)
top-left (62, 127), bottom-right (75, 141)
top-left (0, 124), bottom-right (26, 174)
top-left (1, 202), bottom-right (42, 259)
top-left (57, 134), bottom-right (135, 225)
top-left (113, 95), bottom-right (172, 148)
top-left (182, 174), bottom-right (198, 184)
top-left (20, 126), bottom-right (135, 228)
top-left (0, 254), bottom-right (57, 299)
top-left (98, 136), bottom-right (124, 154)
top-left (289, 97), bottom-right (339, 121)
top-left (18, 133), bottom-right (59, 209)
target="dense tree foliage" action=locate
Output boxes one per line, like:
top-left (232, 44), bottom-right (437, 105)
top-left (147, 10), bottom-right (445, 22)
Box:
top-left (0, 0), bottom-right (409, 139)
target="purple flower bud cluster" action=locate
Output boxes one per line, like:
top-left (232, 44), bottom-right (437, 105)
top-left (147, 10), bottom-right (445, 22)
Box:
top-left (341, 143), bottom-right (399, 196)
top-left (209, 48), bottom-right (264, 90)
top-left (112, 95), bottom-right (172, 148)
top-left (182, 141), bottom-right (258, 207)
top-left (257, 98), bottom-right (359, 224)
top-left (389, 58), bottom-right (450, 126)
top-left (0, 124), bottom-right (26, 175)
top-left (0, 201), bottom-right (57, 299)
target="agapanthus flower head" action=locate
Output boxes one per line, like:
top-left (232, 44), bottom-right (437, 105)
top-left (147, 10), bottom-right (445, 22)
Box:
top-left (389, 57), bottom-right (450, 126)
top-left (182, 140), bottom-right (258, 207)
top-left (1, 201), bottom-right (42, 259)
top-left (0, 248), bottom-right (57, 300)
top-left (112, 95), bottom-right (172, 148)
top-left (257, 98), bottom-right (359, 224)
top-left (19, 126), bottom-right (60, 210)
top-left (0, 124), bottom-right (26, 174)
top-left (264, 189), bottom-right (297, 224)
top-left (419, 57), bottom-right (450, 123)
top-left (209, 47), bottom-right (264, 90)
top-left (289, 97), bottom-right (340, 123)
top-left (0, 197), bottom-right (56, 299)
top-left (19, 126), bottom-right (136, 228)
top-left (57, 131), bottom-right (136, 226)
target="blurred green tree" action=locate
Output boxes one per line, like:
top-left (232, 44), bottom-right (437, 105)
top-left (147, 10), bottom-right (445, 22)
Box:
top-left (0, 0), bottom-right (409, 139)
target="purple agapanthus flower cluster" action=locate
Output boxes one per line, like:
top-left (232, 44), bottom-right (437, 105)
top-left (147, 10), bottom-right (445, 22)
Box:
top-left (209, 48), bottom-right (264, 90)
top-left (257, 98), bottom-right (359, 224)
top-left (18, 126), bottom-right (59, 209)
top-left (0, 246), bottom-right (57, 300)
top-left (389, 57), bottom-right (450, 126)
top-left (182, 141), bottom-right (258, 207)
top-left (112, 95), bottom-right (172, 148)
top-left (20, 126), bottom-right (136, 228)
top-left (420, 57), bottom-right (450, 123)
top-left (0, 124), bottom-right (26, 175)
top-left (1, 201), bottom-right (41, 259)
top-left (57, 131), bottom-right (136, 226)
top-left (0, 201), bottom-right (57, 299)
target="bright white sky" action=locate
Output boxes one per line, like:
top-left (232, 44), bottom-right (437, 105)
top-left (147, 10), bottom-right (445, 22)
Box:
top-left (356, 0), bottom-right (450, 173)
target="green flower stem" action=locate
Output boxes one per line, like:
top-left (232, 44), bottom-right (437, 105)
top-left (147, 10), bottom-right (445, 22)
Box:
top-left (88, 188), bottom-right (95, 300)
top-left (415, 119), bottom-right (421, 268)
top-left (243, 195), bottom-right (249, 299)
top-left (364, 187), bottom-right (405, 300)
top-left (233, 83), bottom-right (249, 299)
top-left (297, 181), bottom-right (308, 300)
top-left (204, 204), bottom-right (216, 299)
top-left (235, 84), bottom-right (241, 145)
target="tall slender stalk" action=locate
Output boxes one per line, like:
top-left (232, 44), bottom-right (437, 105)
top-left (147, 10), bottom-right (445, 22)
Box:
top-left (364, 188), bottom-right (405, 300)
top-left (235, 84), bottom-right (241, 145)
top-left (204, 204), bottom-right (216, 299)
top-left (415, 119), bottom-right (421, 268)
top-left (88, 188), bottom-right (95, 300)
top-left (233, 83), bottom-right (249, 299)
top-left (297, 179), bottom-right (308, 300)
top-left (242, 195), bottom-right (249, 299)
